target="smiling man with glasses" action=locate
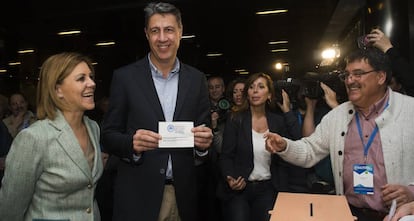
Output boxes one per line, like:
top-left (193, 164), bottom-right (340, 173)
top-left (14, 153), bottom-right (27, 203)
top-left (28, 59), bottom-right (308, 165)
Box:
top-left (265, 47), bottom-right (414, 221)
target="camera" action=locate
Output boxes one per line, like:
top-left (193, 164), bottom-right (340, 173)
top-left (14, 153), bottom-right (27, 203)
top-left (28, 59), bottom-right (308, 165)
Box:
top-left (274, 71), bottom-right (346, 109)
top-left (301, 71), bottom-right (344, 100)
top-left (211, 97), bottom-right (231, 121)
top-left (274, 78), bottom-right (301, 105)
top-left (357, 35), bottom-right (372, 49)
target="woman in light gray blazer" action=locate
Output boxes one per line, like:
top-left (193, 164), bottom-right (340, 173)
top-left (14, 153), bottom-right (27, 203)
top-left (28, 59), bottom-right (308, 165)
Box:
top-left (0, 52), bottom-right (103, 221)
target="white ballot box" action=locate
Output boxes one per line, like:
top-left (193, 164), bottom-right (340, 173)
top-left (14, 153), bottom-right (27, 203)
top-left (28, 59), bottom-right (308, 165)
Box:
top-left (269, 192), bottom-right (354, 221)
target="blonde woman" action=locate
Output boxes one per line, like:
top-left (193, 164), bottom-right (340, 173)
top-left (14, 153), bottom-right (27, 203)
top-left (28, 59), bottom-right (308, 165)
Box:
top-left (0, 52), bottom-right (103, 221)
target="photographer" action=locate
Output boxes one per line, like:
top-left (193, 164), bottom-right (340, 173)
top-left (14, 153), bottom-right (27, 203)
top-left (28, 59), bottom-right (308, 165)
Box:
top-left (208, 76), bottom-right (229, 153)
top-left (275, 73), bottom-right (345, 193)
top-left (197, 75), bottom-right (229, 221)
top-left (302, 82), bottom-right (340, 194)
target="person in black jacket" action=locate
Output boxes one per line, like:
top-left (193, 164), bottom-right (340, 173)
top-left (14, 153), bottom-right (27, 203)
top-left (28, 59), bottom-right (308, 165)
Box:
top-left (219, 73), bottom-right (301, 221)
top-left (0, 120), bottom-right (12, 186)
top-left (101, 2), bottom-right (212, 221)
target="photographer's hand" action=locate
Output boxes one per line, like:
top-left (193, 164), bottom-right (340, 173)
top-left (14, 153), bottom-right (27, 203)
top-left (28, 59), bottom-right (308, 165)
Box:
top-left (367, 28), bottom-right (393, 53)
top-left (277, 89), bottom-right (291, 113)
top-left (320, 82), bottom-right (339, 109)
top-left (211, 111), bottom-right (219, 129)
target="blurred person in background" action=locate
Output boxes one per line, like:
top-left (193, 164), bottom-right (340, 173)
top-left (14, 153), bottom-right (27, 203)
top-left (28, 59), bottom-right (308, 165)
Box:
top-left (2, 92), bottom-right (37, 138)
top-left (0, 94), bottom-right (8, 119)
top-left (0, 120), bottom-right (12, 187)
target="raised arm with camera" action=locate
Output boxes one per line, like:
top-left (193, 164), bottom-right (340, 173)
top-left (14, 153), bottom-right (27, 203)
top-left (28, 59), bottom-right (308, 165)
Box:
top-left (367, 28), bottom-right (414, 96)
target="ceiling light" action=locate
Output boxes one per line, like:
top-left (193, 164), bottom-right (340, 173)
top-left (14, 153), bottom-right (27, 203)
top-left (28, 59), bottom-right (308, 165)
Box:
top-left (256, 9), bottom-right (288, 15)
top-left (321, 49), bottom-right (336, 59)
top-left (92, 62), bottom-right (98, 65)
top-left (206, 53), bottom-right (223, 57)
top-left (57, 30), bottom-right (82, 35)
top-left (234, 69), bottom-right (247, 72)
top-left (181, 35), bottom-right (196, 39)
top-left (8, 62), bottom-right (21, 66)
top-left (268, 41), bottom-right (288, 45)
top-left (238, 71), bottom-right (249, 75)
top-left (270, 49), bottom-right (288, 53)
top-left (275, 63), bottom-right (283, 70)
top-left (18, 49), bottom-right (35, 54)
top-left (95, 41), bottom-right (116, 46)
top-left (0, 69), bottom-right (7, 73)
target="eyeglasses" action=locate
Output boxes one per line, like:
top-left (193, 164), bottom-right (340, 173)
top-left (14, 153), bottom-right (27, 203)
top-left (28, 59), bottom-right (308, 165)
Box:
top-left (338, 69), bottom-right (377, 81)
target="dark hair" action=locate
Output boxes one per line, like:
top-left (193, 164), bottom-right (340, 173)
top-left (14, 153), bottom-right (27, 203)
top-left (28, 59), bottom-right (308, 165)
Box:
top-left (235, 73), bottom-right (276, 114)
top-left (226, 78), bottom-right (246, 104)
top-left (144, 2), bottom-right (182, 29)
top-left (345, 47), bottom-right (392, 85)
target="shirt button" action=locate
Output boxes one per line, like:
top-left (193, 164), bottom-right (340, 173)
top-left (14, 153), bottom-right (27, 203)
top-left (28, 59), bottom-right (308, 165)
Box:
top-left (160, 168), bottom-right (165, 174)
top-left (348, 110), bottom-right (354, 114)
top-left (87, 183), bottom-right (92, 189)
top-left (341, 132), bottom-right (345, 136)
top-left (338, 150), bottom-right (343, 155)
top-left (86, 208), bottom-right (92, 213)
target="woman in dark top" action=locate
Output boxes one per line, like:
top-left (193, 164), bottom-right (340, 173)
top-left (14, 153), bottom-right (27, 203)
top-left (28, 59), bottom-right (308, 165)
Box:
top-left (219, 73), bottom-right (300, 221)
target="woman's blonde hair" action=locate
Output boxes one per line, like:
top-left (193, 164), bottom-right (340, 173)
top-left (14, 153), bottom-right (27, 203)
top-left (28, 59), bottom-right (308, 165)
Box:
top-left (36, 52), bottom-right (94, 120)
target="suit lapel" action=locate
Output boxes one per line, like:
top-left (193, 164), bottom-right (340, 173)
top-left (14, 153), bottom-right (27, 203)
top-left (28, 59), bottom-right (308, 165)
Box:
top-left (52, 112), bottom-right (92, 179)
top-left (266, 112), bottom-right (279, 133)
top-left (135, 58), bottom-right (165, 121)
top-left (242, 111), bottom-right (254, 157)
top-left (84, 118), bottom-right (102, 181)
top-left (174, 64), bottom-right (190, 120)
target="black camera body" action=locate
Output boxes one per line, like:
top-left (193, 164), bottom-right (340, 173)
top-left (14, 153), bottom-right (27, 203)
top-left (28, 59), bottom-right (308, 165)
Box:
top-left (301, 79), bottom-right (324, 99)
top-left (274, 71), bottom-right (346, 109)
top-left (211, 97), bottom-right (231, 121)
top-left (274, 78), bottom-right (301, 105)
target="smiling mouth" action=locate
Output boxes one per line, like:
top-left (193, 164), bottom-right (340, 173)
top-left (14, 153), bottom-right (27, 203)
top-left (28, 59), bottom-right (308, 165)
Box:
top-left (83, 92), bottom-right (94, 97)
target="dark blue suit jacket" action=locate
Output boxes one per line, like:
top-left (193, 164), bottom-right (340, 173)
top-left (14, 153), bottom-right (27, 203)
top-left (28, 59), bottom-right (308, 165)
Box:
top-left (102, 56), bottom-right (210, 221)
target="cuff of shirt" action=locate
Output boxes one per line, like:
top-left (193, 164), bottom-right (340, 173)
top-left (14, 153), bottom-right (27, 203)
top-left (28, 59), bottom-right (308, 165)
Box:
top-left (195, 149), bottom-right (209, 157)
top-left (133, 153), bottom-right (142, 162)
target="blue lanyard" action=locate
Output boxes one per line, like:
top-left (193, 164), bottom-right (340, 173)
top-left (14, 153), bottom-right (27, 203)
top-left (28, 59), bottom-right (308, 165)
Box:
top-left (354, 100), bottom-right (389, 162)
top-left (355, 114), bottom-right (378, 162)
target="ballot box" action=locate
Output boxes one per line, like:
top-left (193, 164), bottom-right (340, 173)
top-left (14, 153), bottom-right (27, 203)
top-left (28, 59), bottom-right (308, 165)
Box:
top-left (269, 192), bottom-right (354, 221)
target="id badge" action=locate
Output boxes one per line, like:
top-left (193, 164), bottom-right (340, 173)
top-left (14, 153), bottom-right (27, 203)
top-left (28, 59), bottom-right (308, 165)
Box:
top-left (353, 164), bottom-right (374, 194)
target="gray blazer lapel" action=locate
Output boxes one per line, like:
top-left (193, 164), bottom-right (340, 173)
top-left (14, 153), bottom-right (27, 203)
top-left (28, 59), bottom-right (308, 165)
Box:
top-left (84, 117), bottom-right (103, 180)
top-left (52, 112), bottom-right (92, 179)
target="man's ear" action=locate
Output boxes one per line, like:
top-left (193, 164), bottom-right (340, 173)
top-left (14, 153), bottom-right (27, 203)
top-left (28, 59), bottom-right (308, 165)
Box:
top-left (144, 28), bottom-right (149, 40)
top-left (377, 71), bottom-right (387, 85)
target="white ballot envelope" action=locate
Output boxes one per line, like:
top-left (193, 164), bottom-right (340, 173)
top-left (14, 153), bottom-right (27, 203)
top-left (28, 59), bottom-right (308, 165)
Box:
top-left (159, 121), bottom-right (194, 148)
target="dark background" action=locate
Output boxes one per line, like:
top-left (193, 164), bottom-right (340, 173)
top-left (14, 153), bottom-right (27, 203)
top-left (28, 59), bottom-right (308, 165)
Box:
top-left (0, 0), bottom-right (413, 104)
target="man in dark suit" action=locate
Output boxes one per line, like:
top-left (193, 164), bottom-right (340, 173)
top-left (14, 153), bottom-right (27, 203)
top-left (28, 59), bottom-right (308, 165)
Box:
top-left (102, 2), bottom-right (213, 221)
